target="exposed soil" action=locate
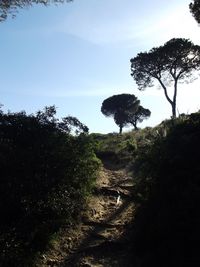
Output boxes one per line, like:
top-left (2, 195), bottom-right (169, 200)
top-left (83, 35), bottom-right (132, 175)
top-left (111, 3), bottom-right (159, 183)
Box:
top-left (36, 164), bottom-right (137, 267)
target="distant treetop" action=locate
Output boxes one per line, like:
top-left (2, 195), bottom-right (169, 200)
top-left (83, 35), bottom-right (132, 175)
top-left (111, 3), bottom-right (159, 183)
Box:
top-left (189, 0), bottom-right (200, 24)
top-left (101, 94), bottom-right (150, 133)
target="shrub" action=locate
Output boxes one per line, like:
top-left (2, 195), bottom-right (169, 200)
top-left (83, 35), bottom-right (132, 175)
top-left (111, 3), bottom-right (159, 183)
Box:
top-left (131, 112), bottom-right (200, 266)
top-left (0, 106), bottom-right (100, 266)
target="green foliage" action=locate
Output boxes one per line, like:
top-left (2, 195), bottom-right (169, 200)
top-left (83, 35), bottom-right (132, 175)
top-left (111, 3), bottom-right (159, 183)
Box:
top-left (0, 106), bottom-right (100, 266)
top-left (131, 112), bottom-right (200, 265)
top-left (90, 129), bottom-right (152, 169)
top-left (126, 138), bottom-right (137, 152)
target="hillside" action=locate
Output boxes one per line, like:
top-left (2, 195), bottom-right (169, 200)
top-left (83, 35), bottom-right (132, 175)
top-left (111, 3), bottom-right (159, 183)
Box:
top-left (36, 162), bottom-right (136, 266)
top-left (1, 110), bottom-right (200, 266)
top-left (36, 112), bottom-right (200, 266)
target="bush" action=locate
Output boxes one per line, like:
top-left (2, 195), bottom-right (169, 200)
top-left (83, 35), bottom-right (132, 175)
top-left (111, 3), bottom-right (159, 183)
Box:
top-left (131, 113), bottom-right (200, 266)
top-left (0, 106), bottom-right (100, 266)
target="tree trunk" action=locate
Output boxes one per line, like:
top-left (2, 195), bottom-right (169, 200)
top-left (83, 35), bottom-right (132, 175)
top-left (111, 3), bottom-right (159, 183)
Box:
top-left (119, 125), bottom-right (123, 134)
top-left (172, 102), bottom-right (176, 118)
top-left (158, 77), bottom-right (177, 118)
top-left (172, 79), bottom-right (178, 118)
top-left (132, 122), bottom-right (138, 130)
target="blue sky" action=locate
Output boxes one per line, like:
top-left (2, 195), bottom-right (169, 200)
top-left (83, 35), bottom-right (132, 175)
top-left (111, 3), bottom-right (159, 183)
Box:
top-left (0, 0), bottom-right (200, 133)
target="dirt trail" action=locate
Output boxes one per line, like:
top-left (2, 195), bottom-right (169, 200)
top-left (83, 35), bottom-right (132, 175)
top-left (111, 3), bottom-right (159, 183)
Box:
top-left (38, 165), bottom-right (137, 267)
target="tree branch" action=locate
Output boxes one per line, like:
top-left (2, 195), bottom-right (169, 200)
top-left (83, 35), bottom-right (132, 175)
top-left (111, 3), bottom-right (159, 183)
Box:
top-left (157, 78), bottom-right (173, 105)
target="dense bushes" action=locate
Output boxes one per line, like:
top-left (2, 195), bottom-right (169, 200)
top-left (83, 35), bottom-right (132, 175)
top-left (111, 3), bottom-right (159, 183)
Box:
top-left (91, 132), bottom-right (138, 169)
top-left (3, 106), bottom-right (199, 266)
top-left (83, 114), bottom-right (200, 265)
top-left (131, 113), bottom-right (200, 266)
top-left (0, 106), bottom-right (100, 266)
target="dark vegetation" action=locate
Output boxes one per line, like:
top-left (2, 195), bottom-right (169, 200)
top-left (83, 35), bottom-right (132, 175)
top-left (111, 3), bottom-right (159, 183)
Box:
top-left (0, 106), bottom-right (100, 266)
top-left (190, 0), bottom-right (200, 24)
top-left (101, 94), bottom-right (150, 134)
top-left (1, 109), bottom-right (199, 266)
top-left (0, 0), bottom-right (72, 21)
top-left (131, 112), bottom-right (200, 266)
top-left (94, 112), bottom-right (200, 266)
top-left (130, 38), bottom-right (200, 118)
top-left (91, 131), bottom-right (135, 169)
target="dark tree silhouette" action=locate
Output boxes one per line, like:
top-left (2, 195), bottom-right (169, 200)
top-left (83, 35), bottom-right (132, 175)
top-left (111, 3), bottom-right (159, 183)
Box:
top-left (35, 105), bottom-right (88, 134)
top-left (58, 116), bottom-right (89, 134)
top-left (189, 0), bottom-right (200, 24)
top-left (0, 0), bottom-right (72, 21)
top-left (127, 106), bottom-right (151, 130)
top-left (101, 94), bottom-right (140, 134)
top-left (130, 38), bottom-right (200, 118)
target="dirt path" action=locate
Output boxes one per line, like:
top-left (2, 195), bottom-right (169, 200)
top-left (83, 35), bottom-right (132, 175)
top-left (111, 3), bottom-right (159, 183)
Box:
top-left (37, 165), bottom-right (137, 267)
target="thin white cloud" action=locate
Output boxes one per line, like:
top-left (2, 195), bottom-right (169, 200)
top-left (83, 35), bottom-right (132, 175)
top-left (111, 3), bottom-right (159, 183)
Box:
top-left (52, 0), bottom-right (199, 47)
top-left (56, 15), bottom-right (142, 45)
top-left (7, 83), bottom-right (131, 98)
top-left (145, 5), bottom-right (200, 46)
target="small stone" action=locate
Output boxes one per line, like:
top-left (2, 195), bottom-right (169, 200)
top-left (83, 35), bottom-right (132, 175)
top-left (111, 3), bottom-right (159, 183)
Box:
top-left (46, 258), bottom-right (59, 266)
top-left (40, 254), bottom-right (47, 261)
